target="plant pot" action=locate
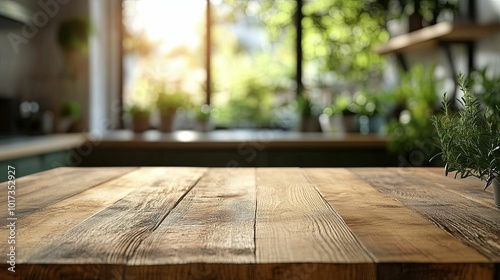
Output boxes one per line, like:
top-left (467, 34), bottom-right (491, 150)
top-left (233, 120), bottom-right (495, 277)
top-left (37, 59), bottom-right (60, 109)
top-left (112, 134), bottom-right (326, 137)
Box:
top-left (195, 120), bottom-right (212, 132)
top-left (131, 115), bottom-right (150, 133)
top-left (300, 116), bottom-right (321, 132)
top-left (342, 115), bottom-right (358, 133)
top-left (159, 112), bottom-right (175, 132)
top-left (56, 116), bottom-right (73, 133)
top-left (494, 180), bottom-right (500, 209)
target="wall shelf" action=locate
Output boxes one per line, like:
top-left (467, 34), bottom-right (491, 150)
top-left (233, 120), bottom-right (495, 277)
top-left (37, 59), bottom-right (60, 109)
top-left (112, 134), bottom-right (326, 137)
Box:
top-left (375, 22), bottom-right (500, 55)
top-left (374, 21), bottom-right (500, 101)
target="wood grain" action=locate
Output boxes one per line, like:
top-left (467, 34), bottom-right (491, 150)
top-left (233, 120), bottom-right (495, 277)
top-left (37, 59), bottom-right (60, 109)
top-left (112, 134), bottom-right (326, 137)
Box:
top-left (1, 167), bottom-right (498, 279)
top-left (0, 167), bottom-right (157, 263)
top-left (23, 168), bottom-right (206, 268)
top-left (412, 168), bottom-right (495, 206)
top-left (128, 168), bottom-right (256, 266)
top-left (350, 168), bottom-right (500, 263)
top-left (255, 168), bottom-right (376, 279)
top-left (0, 167), bottom-right (136, 220)
top-left (303, 168), bottom-right (493, 280)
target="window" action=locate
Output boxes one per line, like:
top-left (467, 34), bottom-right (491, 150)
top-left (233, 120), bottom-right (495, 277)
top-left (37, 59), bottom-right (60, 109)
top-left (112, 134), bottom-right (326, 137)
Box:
top-left (121, 0), bottom-right (388, 130)
top-left (122, 0), bottom-right (206, 108)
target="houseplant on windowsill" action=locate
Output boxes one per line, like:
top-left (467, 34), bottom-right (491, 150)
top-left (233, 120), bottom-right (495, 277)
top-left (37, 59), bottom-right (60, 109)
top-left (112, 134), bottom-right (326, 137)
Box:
top-left (125, 104), bottom-right (152, 133)
top-left (432, 74), bottom-right (500, 208)
top-left (194, 104), bottom-right (212, 132)
top-left (156, 91), bottom-right (190, 132)
top-left (297, 94), bottom-right (321, 132)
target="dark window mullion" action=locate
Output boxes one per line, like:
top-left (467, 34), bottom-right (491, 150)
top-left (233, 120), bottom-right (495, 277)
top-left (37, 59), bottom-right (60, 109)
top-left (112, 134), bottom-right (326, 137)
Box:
top-left (206, 0), bottom-right (212, 105)
top-left (296, 0), bottom-right (303, 96)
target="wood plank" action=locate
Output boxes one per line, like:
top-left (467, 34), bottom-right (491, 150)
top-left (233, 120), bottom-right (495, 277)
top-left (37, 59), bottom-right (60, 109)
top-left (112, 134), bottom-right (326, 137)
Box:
top-left (303, 168), bottom-right (493, 280)
top-left (0, 167), bottom-right (136, 220)
top-left (128, 168), bottom-right (256, 265)
top-left (0, 167), bottom-right (160, 264)
top-left (375, 22), bottom-right (500, 54)
top-left (126, 168), bottom-right (256, 278)
top-left (350, 168), bottom-right (500, 263)
top-left (22, 167), bottom-right (206, 268)
top-left (255, 168), bottom-right (376, 279)
top-left (409, 168), bottom-right (495, 208)
top-left (375, 22), bottom-right (454, 54)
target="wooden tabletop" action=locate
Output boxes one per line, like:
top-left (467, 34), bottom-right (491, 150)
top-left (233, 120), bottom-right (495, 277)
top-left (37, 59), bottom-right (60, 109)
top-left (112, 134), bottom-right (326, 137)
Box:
top-left (0, 167), bottom-right (498, 279)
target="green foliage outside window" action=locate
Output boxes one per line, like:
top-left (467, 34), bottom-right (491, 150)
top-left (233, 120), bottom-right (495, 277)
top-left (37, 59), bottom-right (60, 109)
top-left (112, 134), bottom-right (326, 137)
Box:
top-left (302, 0), bottom-right (389, 83)
top-left (386, 65), bottom-right (440, 165)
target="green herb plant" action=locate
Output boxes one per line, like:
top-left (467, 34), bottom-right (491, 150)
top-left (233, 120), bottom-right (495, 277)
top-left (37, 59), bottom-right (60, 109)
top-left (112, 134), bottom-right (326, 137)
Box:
top-left (156, 91), bottom-right (191, 115)
top-left (124, 103), bottom-right (152, 118)
top-left (432, 74), bottom-right (500, 190)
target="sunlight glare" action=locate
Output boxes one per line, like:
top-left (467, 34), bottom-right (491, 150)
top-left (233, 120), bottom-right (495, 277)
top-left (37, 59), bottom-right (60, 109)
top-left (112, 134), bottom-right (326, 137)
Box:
top-left (130, 0), bottom-right (206, 52)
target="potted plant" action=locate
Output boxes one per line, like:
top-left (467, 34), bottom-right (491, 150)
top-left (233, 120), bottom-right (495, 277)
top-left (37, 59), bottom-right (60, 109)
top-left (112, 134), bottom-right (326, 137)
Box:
top-left (432, 74), bottom-right (500, 208)
top-left (124, 104), bottom-right (152, 133)
top-left (332, 94), bottom-right (358, 133)
top-left (194, 104), bottom-right (212, 132)
top-left (156, 91), bottom-right (190, 132)
top-left (57, 100), bottom-right (81, 132)
top-left (297, 94), bottom-right (321, 132)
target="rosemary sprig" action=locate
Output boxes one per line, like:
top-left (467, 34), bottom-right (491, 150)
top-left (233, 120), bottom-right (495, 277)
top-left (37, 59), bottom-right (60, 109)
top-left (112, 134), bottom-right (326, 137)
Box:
top-left (432, 73), bottom-right (500, 190)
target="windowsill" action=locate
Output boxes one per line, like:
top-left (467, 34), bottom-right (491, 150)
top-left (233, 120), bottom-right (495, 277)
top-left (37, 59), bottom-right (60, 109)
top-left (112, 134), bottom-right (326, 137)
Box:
top-left (89, 129), bottom-right (387, 149)
top-left (0, 130), bottom-right (388, 162)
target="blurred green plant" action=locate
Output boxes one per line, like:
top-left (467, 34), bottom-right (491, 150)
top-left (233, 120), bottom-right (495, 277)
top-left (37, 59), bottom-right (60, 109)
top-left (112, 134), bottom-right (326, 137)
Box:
top-left (194, 104), bottom-right (211, 122)
top-left (302, 0), bottom-right (389, 83)
top-left (124, 103), bottom-right (152, 118)
top-left (213, 75), bottom-right (275, 128)
top-left (156, 91), bottom-right (191, 115)
top-left (60, 100), bottom-right (81, 121)
top-left (365, 0), bottom-right (459, 27)
top-left (58, 17), bottom-right (93, 54)
top-left (331, 93), bottom-right (357, 116)
top-left (470, 67), bottom-right (500, 115)
top-left (386, 65), bottom-right (440, 165)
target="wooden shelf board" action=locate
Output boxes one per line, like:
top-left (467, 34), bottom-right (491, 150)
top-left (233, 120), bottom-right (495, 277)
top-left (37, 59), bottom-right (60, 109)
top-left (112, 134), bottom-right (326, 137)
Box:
top-left (375, 22), bottom-right (500, 54)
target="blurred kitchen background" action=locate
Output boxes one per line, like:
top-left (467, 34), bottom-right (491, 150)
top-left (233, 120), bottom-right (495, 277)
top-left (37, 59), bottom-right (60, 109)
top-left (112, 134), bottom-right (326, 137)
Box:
top-left (0, 0), bottom-right (499, 179)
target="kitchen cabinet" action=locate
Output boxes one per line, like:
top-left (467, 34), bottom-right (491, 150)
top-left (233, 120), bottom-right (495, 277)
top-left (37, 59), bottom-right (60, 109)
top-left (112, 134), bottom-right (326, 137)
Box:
top-left (0, 150), bottom-right (73, 181)
top-left (0, 134), bottom-right (86, 181)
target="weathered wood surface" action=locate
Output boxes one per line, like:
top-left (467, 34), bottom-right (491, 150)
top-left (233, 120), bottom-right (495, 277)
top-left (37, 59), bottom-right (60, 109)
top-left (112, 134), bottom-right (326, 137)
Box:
top-left (304, 168), bottom-right (493, 280)
top-left (0, 167), bottom-right (498, 279)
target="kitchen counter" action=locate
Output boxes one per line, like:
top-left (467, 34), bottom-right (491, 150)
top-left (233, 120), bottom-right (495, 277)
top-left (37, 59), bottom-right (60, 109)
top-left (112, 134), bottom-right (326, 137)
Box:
top-left (90, 129), bottom-right (387, 149)
top-left (0, 130), bottom-right (393, 169)
top-left (1, 167), bottom-right (497, 279)
top-left (80, 130), bottom-right (394, 167)
top-left (0, 134), bottom-right (86, 161)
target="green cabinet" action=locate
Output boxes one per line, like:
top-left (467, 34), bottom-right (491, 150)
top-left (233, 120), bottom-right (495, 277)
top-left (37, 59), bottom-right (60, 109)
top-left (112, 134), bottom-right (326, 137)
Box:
top-left (0, 150), bottom-right (73, 182)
